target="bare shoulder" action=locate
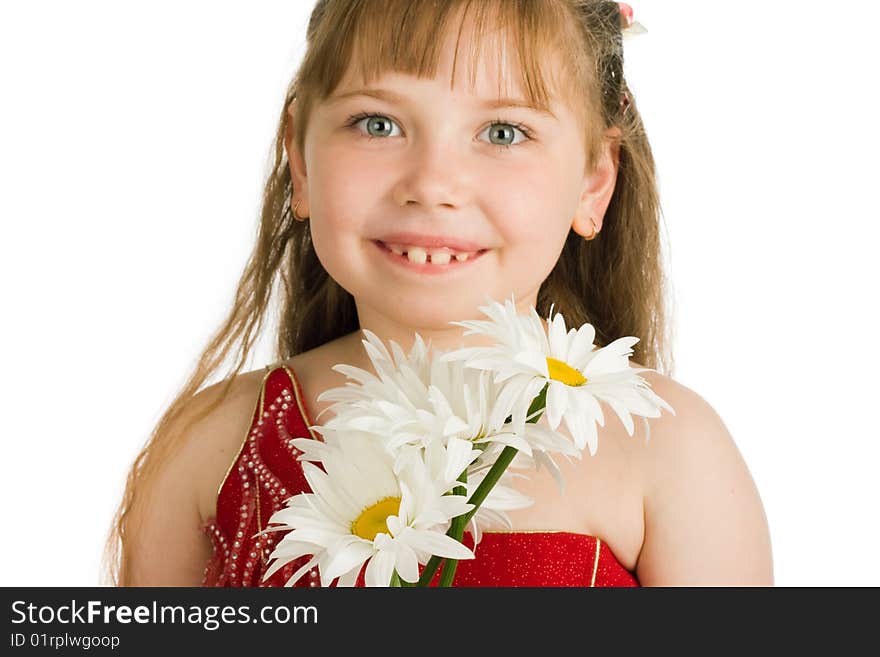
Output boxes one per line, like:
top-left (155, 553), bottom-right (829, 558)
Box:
top-left (124, 366), bottom-right (269, 585)
top-left (187, 366), bottom-right (273, 523)
top-left (632, 368), bottom-right (774, 585)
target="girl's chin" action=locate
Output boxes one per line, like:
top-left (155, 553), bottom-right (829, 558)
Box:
top-left (364, 291), bottom-right (500, 328)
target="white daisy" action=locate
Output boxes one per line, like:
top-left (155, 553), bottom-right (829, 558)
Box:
top-left (316, 329), bottom-right (580, 467)
top-left (260, 434), bottom-right (477, 587)
top-left (310, 329), bottom-right (434, 427)
top-left (440, 295), bottom-right (675, 456)
top-left (309, 329), bottom-right (582, 540)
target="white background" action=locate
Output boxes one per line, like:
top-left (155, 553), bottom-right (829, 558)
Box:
top-left (2, 0), bottom-right (878, 586)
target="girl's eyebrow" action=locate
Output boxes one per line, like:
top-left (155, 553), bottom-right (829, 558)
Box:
top-left (326, 87), bottom-right (557, 120)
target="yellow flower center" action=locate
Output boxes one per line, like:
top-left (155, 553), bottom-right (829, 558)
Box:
top-left (546, 357), bottom-right (588, 386)
top-left (351, 496), bottom-right (402, 541)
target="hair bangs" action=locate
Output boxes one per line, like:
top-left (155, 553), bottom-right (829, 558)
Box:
top-left (306, 0), bottom-right (585, 119)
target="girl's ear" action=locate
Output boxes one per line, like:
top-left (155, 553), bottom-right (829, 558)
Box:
top-left (284, 100), bottom-right (310, 213)
top-left (571, 127), bottom-right (621, 238)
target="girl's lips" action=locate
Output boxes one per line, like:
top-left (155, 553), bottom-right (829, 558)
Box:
top-left (372, 240), bottom-right (488, 275)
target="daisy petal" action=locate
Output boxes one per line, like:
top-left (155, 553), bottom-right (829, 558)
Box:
top-left (336, 564), bottom-right (362, 588)
top-left (394, 544), bottom-right (421, 583)
top-left (364, 547), bottom-right (397, 587)
top-left (403, 529), bottom-right (475, 560)
top-left (284, 555), bottom-right (322, 588)
top-left (545, 381), bottom-right (567, 429)
top-left (513, 350), bottom-right (550, 376)
top-left (322, 540), bottom-right (374, 582)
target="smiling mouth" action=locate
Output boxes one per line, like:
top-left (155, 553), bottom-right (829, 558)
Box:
top-left (373, 240), bottom-right (489, 270)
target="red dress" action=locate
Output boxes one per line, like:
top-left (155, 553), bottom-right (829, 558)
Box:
top-left (201, 365), bottom-right (640, 588)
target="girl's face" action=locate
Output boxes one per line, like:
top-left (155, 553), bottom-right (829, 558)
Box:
top-left (287, 17), bottom-right (619, 341)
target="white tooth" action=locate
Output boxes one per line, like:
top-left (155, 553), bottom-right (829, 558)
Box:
top-left (454, 252), bottom-right (470, 262)
top-left (429, 251), bottom-right (451, 265)
top-left (388, 244), bottom-right (404, 255)
top-left (406, 247), bottom-right (427, 264)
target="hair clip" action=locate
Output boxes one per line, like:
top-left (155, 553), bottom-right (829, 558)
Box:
top-left (616, 3), bottom-right (645, 116)
top-left (617, 3), bottom-right (648, 40)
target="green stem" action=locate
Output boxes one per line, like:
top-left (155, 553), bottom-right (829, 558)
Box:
top-left (438, 471), bottom-right (468, 586)
top-left (417, 555), bottom-right (443, 586)
top-left (461, 445), bottom-right (519, 525)
top-left (416, 383), bottom-right (549, 586)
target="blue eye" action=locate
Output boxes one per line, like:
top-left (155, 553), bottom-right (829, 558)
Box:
top-left (479, 121), bottom-right (532, 148)
top-left (343, 112), bottom-right (533, 149)
top-left (345, 113), bottom-right (402, 139)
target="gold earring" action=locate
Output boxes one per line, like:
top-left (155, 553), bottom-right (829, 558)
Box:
top-left (292, 198), bottom-right (309, 221)
top-left (583, 217), bottom-right (599, 241)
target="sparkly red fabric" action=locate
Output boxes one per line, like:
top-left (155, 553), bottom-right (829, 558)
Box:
top-left (201, 366), bottom-right (639, 588)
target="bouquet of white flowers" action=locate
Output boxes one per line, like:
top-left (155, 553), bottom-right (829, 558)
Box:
top-left (259, 296), bottom-right (674, 587)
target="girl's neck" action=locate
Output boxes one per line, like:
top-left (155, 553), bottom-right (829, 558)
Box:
top-left (331, 325), bottom-right (497, 373)
top-left (327, 304), bottom-right (549, 375)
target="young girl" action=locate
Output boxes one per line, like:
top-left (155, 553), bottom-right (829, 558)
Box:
top-left (105, 0), bottom-right (773, 587)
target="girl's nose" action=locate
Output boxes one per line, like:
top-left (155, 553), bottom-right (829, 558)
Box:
top-left (392, 138), bottom-right (469, 211)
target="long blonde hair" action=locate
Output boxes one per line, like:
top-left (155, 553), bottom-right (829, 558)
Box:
top-left (104, 0), bottom-right (675, 585)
